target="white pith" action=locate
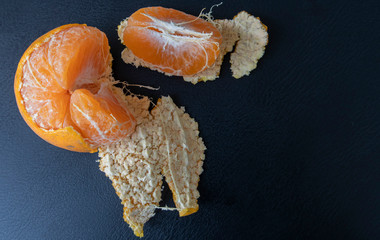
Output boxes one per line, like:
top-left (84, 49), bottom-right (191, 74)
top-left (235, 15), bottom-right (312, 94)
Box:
top-left (98, 95), bottom-right (206, 236)
top-left (157, 105), bottom-right (186, 209)
top-left (141, 13), bottom-right (213, 42)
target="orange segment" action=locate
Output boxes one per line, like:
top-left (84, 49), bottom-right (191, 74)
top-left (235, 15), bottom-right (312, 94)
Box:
top-left (20, 87), bottom-right (72, 130)
top-left (15, 24), bottom-right (136, 152)
top-left (122, 7), bottom-right (222, 76)
top-left (70, 88), bottom-right (135, 146)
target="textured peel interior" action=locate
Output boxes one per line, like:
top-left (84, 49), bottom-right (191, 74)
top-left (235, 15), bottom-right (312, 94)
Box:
top-left (119, 11), bottom-right (268, 83)
top-left (99, 91), bottom-right (206, 237)
top-left (183, 19), bottom-right (239, 83)
top-left (151, 97), bottom-right (206, 215)
top-left (230, 11), bottom-right (268, 79)
top-left (99, 93), bottom-right (161, 237)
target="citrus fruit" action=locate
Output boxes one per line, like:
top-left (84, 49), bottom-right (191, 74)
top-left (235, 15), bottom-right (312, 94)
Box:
top-left (15, 24), bottom-right (136, 152)
top-left (119, 9), bottom-right (268, 84)
top-left (119, 7), bottom-right (223, 76)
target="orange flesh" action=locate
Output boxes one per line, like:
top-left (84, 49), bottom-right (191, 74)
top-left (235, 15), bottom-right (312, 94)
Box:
top-left (17, 25), bottom-right (136, 151)
top-left (122, 7), bottom-right (222, 76)
top-left (70, 87), bottom-right (135, 146)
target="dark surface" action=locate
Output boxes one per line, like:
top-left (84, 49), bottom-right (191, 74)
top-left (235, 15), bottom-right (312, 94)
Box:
top-left (1, 0), bottom-right (379, 239)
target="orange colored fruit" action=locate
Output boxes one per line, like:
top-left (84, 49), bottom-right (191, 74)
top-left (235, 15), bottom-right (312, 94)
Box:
top-left (121, 7), bottom-right (222, 76)
top-left (15, 24), bottom-right (136, 152)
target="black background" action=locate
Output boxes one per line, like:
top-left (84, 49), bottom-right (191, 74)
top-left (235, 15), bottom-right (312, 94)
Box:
top-left (1, 0), bottom-right (379, 239)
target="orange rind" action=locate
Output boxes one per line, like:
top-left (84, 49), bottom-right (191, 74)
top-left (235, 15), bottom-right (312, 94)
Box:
top-left (99, 96), bottom-right (206, 236)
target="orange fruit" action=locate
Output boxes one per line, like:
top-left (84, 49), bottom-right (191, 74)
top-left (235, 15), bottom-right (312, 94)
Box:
top-left (14, 24), bottom-right (136, 152)
top-left (121, 7), bottom-right (222, 76)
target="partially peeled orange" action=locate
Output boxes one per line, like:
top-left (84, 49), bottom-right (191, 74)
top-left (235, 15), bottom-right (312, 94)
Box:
top-left (14, 24), bottom-right (136, 152)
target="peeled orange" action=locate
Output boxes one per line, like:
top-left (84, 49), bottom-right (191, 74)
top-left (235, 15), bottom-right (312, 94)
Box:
top-left (14, 24), bottom-right (136, 152)
top-left (119, 7), bottom-right (222, 76)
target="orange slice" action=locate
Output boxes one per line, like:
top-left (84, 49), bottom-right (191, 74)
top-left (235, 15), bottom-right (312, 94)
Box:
top-left (119, 7), bottom-right (222, 76)
top-left (15, 24), bottom-right (136, 152)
